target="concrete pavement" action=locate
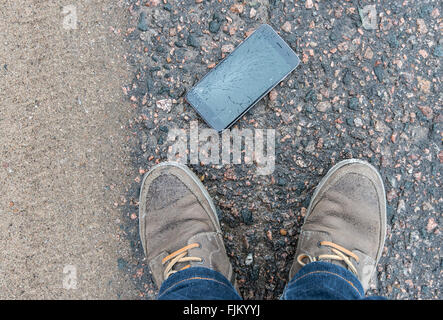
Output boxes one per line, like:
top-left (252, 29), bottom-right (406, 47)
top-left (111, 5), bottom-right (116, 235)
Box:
top-left (0, 1), bottom-right (138, 299)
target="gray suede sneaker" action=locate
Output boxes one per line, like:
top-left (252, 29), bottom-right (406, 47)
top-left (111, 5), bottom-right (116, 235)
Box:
top-left (289, 159), bottom-right (387, 292)
top-left (139, 162), bottom-right (236, 289)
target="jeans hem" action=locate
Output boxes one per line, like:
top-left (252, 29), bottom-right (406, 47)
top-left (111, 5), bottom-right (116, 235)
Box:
top-left (159, 276), bottom-right (236, 299)
top-left (158, 266), bottom-right (242, 300)
top-left (282, 261), bottom-right (365, 300)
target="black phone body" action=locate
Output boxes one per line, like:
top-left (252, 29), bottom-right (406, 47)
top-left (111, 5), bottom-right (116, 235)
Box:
top-left (185, 24), bottom-right (300, 132)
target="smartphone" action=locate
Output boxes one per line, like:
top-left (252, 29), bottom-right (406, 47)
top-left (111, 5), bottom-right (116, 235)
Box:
top-left (185, 24), bottom-right (300, 132)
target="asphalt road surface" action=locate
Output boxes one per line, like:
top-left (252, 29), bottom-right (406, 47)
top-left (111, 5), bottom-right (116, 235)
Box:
top-left (0, 0), bottom-right (441, 300)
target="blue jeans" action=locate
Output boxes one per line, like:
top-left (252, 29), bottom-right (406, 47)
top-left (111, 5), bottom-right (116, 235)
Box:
top-left (158, 261), bottom-right (384, 300)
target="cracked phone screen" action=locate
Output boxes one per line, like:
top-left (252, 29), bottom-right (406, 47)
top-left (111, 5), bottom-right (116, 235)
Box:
top-left (193, 30), bottom-right (294, 127)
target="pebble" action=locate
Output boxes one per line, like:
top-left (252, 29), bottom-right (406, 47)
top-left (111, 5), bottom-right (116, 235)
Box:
top-left (269, 89), bottom-right (278, 101)
top-left (213, 12), bottom-right (224, 22)
top-left (418, 49), bottom-right (428, 58)
top-left (240, 208), bottom-right (253, 225)
top-left (364, 47), bottom-right (374, 60)
top-left (281, 21), bottom-right (291, 33)
top-left (431, 7), bottom-right (440, 18)
top-left (305, 89), bottom-right (317, 103)
top-left (163, 3), bottom-right (172, 11)
top-left (373, 65), bottom-right (385, 82)
top-left (295, 159), bottom-right (307, 168)
top-left (316, 101), bottom-right (331, 112)
top-left (209, 20), bottom-right (221, 33)
top-left (230, 3), bottom-right (244, 14)
top-left (417, 76), bottom-right (431, 93)
top-left (426, 218), bottom-right (437, 233)
top-left (374, 120), bottom-right (389, 132)
top-left (387, 34), bottom-right (399, 49)
top-left (418, 106), bottom-right (433, 119)
top-left (397, 199), bottom-right (406, 215)
top-left (305, 0), bottom-right (313, 9)
top-left (359, 5), bottom-right (377, 30)
top-left (156, 99), bottom-right (172, 112)
top-left (416, 19), bottom-right (428, 34)
top-left (348, 97), bottom-right (359, 110)
top-left (354, 118), bottom-right (363, 127)
top-left (137, 12), bottom-right (148, 32)
top-left (186, 34), bottom-right (199, 48)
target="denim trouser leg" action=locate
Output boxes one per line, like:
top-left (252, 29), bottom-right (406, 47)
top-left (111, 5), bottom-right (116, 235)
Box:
top-left (158, 262), bottom-right (383, 300)
top-left (158, 266), bottom-right (242, 300)
top-left (281, 261), bottom-right (364, 299)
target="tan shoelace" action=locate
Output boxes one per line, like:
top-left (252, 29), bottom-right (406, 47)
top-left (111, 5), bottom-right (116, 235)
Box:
top-left (297, 241), bottom-right (360, 276)
top-left (161, 243), bottom-right (202, 280)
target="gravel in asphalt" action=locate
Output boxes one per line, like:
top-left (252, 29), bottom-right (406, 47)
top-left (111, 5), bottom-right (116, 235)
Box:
top-left (121, 0), bottom-right (442, 300)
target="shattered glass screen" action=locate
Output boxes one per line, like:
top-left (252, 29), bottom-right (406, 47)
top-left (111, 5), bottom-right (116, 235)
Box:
top-left (192, 30), bottom-right (294, 126)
